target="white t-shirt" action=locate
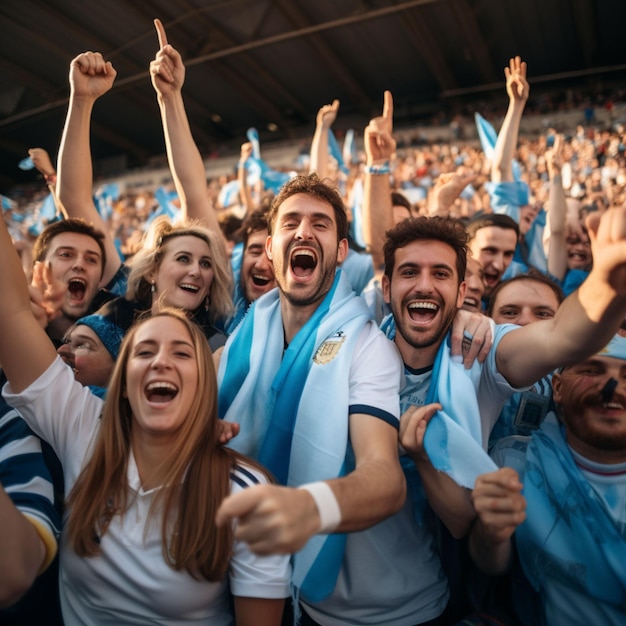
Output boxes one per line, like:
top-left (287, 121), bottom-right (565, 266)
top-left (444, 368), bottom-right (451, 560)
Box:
top-left (305, 326), bottom-right (524, 625)
top-left (4, 357), bottom-right (290, 626)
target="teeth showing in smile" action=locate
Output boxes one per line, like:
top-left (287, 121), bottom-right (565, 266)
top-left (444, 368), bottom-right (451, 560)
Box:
top-left (146, 381), bottom-right (178, 402)
top-left (252, 274), bottom-right (271, 286)
top-left (408, 302), bottom-right (438, 311)
top-left (602, 402), bottom-right (624, 410)
top-left (464, 297), bottom-right (477, 307)
top-left (291, 249), bottom-right (317, 277)
top-left (407, 301), bottom-right (439, 322)
top-left (180, 283), bottom-right (199, 293)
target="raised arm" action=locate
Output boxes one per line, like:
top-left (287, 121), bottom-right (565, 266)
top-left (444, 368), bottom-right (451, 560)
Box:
top-left (427, 171), bottom-right (477, 218)
top-left (237, 142), bottom-right (256, 215)
top-left (28, 147), bottom-right (57, 194)
top-left (544, 135), bottom-right (569, 280)
top-left (309, 99), bottom-right (340, 180)
top-left (0, 215), bottom-right (57, 392)
top-left (362, 90), bottom-right (395, 274)
top-left (491, 57), bottom-right (529, 184)
top-left (150, 19), bottom-right (222, 242)
top-left (496, 204), bottom-right (626, 387)
top-left (56, 52), bottom-right (121, 286)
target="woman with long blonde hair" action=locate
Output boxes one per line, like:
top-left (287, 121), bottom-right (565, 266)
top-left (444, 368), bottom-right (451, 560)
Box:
top-left (96, 216), bottom-right (234, 352)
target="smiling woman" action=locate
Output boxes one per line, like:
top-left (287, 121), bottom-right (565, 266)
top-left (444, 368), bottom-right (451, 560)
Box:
top-left (94, 217), bottom-right (234, 353)
top-left (0, 208), bottom-right (289, 624)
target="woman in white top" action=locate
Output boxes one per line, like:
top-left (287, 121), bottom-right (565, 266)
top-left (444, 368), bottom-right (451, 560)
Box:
top-left (0, 214), bottom-right (289, 625)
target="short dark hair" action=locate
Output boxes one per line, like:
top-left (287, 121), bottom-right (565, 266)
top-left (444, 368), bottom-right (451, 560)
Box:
top-left (487, 271), bottom-right (565, 317)
top-left (466, 213), bottom-right (520, 241)
top-left (383, 216), bottom-right (468, 283)
top-left (218, 214), bottom-right (243, 244)
top-left (32, 218), bottom-right (107, 277)
top-left (391, 191), bottom-right (412, 213)
top-left (267, 173), bottom-right (348, 243)
top-left (241, 208), bottom-right (269, 249)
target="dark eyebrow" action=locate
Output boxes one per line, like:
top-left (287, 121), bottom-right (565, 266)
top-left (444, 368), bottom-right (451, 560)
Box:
top-left (281, 211), bottom-right (333, 223)
top-left (573, 358), bottom-right (605, 369)
top-left (397, 261), bottom-right (454, 273)
top-left (56, 245), bottom-right (101, 258)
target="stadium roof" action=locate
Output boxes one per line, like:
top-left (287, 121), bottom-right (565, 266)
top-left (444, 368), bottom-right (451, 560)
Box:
top-left (2, 0), bottom-right (626, 190)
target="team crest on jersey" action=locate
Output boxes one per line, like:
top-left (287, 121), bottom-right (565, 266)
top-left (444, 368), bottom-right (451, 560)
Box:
top-left (313, 331), bottom-right (345, 365)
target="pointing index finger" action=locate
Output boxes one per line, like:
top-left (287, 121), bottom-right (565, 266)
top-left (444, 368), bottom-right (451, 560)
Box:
top-left (382, 90), bottom-right (393, 129)
top-left (154, 18), bottom-right (168, 49)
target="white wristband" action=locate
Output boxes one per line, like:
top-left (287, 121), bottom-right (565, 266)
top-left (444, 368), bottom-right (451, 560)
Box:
top-left (299, 481), bottom-right (342, 534)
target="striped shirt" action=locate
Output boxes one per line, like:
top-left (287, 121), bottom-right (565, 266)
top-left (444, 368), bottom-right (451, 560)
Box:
top-left (0, 399), bottom-right (60, 571)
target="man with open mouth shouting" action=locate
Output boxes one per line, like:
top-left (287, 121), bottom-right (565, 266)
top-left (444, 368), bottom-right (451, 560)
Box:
top-left (31, 219), bottom-right (108, 344)
top-left (216, 173), bottom-right (406, 625)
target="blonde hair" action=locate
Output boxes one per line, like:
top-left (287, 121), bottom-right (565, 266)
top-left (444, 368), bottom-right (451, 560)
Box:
top-left (66, 308), bottom-right (258, 580)
top-left (126, 217), bottom-right (233, 323)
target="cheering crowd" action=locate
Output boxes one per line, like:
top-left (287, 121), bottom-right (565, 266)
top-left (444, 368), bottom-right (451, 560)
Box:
top-left (1, 17), bottom-right (626, 626)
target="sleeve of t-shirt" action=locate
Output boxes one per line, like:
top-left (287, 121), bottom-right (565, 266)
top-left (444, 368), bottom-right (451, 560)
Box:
top-left (3, 356), bottom-right (102, 475)
top-left (348, 321), bottom-right (403, 429)
top-left (0, 405), bottom-right (60, 571)
top-left (477, 323), bottom-right (534, 442)
top-left (228, 463), bottom-right (291, 599)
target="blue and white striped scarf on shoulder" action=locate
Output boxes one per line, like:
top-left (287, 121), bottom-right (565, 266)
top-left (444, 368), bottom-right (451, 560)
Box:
top-left (218, 269), bottom-right (373, 602)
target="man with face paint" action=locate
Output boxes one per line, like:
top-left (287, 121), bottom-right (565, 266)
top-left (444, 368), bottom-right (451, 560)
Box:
top-left (472, 334), bottom-right (626, 625)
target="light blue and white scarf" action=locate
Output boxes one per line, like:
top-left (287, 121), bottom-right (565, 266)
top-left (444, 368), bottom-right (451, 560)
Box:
top-left (218, 270), bottom-right (373, 602)
top-left (516, 412), bottom-right (626, 607)
top-left (382, 315), bottom-right (497, 488)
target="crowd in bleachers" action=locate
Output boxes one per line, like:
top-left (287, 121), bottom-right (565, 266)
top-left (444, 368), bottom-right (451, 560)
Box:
top-left (1, 19), bottom-right (626, 626)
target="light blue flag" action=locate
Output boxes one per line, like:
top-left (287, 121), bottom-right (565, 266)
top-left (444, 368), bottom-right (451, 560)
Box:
top-left (243, 127), bottom-right (294, 194)
top-left (474, 112), bottom-right (498, 161)
top-left (328, 129), bottom-right (349, 175)
top-left (39, 193), bottom-right (58, 221)
top-left (18, 157), bottom-right (35, 170)
top-left (475, 112), bottom-right (526, 185)
top-left (343, 129), bottom-right (357, 166)
top-left (246, 127), bottom-right (262, 160)
top-left (1, 195), bottom-right (16, 211)
top-left (94, 183), bottom-right (120, 221)
top-left (218, 179), bottom-right (241, 209)
top-left (28, 217), bottom-right (47, 237)
top-left (145, 187), bottom-right (180, 228)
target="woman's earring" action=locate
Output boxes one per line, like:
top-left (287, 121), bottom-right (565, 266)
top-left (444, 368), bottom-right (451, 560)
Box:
top-left (150, 281), bottom-right (156, 294)
top-left (204, 295), bottom-right (210, 312)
